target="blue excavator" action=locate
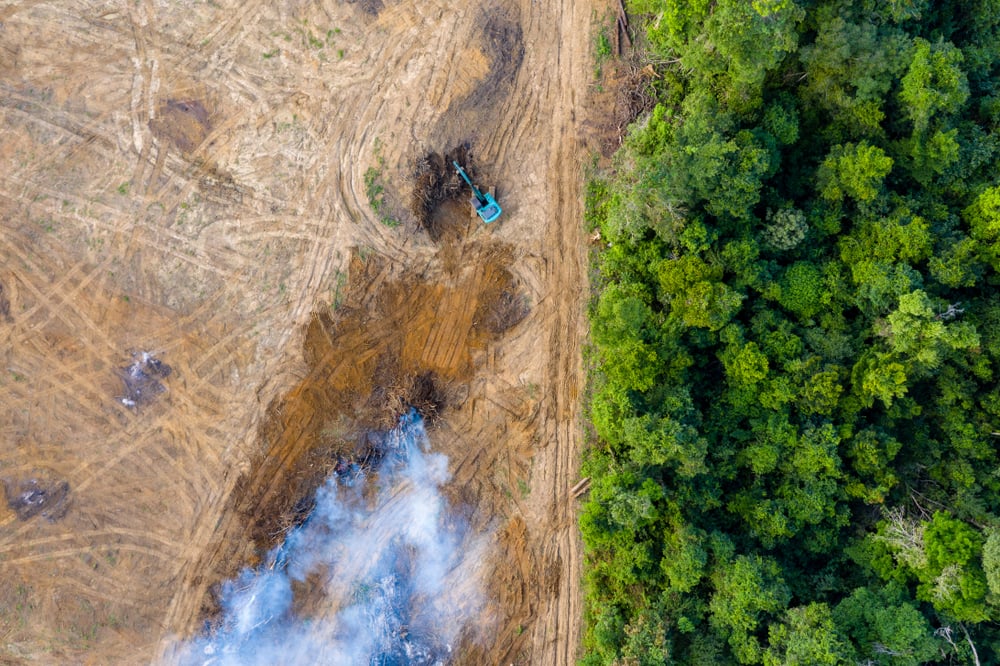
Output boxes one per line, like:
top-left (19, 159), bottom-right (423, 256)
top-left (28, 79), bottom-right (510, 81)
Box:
top-left (453, 161), bottom-right (502, 224)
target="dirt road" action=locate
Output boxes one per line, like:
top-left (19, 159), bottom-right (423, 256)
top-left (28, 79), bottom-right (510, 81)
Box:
top-left (0, 0), bottom-right (592, 663)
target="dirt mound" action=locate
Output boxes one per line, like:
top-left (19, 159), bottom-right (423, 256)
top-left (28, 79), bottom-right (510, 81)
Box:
top-left (150, 99), bottom-right (213, 154)
top-left (477, 270), bottom-right (530, 335)
top-left (0, 279), bottom-right (11, 322)
top-left (345, 0), bottom-right (385, 16)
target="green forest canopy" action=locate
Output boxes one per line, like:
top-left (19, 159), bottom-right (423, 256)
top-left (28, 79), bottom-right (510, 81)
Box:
top-left (581, 0), bottom-right (1000, 663)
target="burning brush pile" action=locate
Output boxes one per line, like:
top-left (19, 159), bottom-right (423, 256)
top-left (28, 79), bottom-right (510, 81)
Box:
top-left (178, 410), bottom-right (485, 666)
top-left (118, 351), bottom-right (171, 409)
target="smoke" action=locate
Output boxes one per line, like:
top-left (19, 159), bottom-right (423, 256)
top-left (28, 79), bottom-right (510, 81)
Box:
top-left (176, 409), bottom-right (485, 666)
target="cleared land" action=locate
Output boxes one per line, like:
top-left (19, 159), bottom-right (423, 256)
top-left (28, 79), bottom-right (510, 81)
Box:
top-left (0, 0), bottom-right (594, 663)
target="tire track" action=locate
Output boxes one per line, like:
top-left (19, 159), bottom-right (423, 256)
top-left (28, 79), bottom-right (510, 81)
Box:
top-left (0, 528), bottom-right (182, 556)
top-left (515, 0), bottom-right (592, 662)
top-left (2, 543), bottom-right (176, 567)
top-left (0, 179), bottom-right (249, 280)
top-left (6, 255), bottom-right (118, 352)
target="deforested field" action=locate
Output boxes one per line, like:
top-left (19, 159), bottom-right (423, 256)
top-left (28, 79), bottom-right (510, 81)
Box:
top-left (0, 0), bottom-right (595, 663)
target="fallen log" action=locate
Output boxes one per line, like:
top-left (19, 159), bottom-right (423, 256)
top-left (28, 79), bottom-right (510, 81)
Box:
top-left (570, 476), bottom-right (591, 499)
top-left (617, 0), bottom-right (632, 49)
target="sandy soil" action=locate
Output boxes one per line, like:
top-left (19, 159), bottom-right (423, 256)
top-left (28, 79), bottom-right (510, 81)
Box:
top-left (0, 0), bottom-right (594, 663)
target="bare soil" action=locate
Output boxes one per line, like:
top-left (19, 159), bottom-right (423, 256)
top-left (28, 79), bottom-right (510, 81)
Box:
top-left (0, 0), bottom-right (597, 663)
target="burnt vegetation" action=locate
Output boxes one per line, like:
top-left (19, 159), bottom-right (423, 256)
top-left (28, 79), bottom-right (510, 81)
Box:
top-left (3, 476), bottom-right (71, 522)
top-left (118, 352), bottom-right (171, 409)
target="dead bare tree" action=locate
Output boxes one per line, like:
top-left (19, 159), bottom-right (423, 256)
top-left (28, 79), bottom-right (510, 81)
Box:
top-left (936, 302), bottom-right (965, 320)
top-left (935, 625), bottom-right (980, 665)
top-left (872, 643), bottom-right (907, 657)
top-left (874, 505), bottom-right (927, 570)
top-left (960, 624), bottom-right (982, 666)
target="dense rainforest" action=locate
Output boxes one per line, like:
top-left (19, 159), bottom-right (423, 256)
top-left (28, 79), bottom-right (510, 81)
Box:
top-left (581, 0), bottom-right (1000, 663)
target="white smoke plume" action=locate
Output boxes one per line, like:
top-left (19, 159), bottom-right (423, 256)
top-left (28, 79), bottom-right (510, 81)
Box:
top-left (176, 409), bottom-right (486, 665)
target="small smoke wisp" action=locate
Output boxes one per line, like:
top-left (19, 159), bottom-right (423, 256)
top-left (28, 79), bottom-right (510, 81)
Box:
top-left (177, 409), bottom-right (484, 665)
top-left (119, 350), bottom-right (171, 409)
